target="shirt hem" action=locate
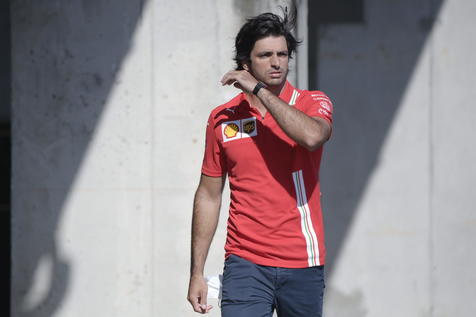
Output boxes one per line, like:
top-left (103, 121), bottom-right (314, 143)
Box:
top-left (227, 251), bottom-right (325, 268)
top-left (201, 168), bottom-right (224, 177)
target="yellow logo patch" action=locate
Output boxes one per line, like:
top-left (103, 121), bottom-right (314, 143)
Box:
top-left (224, 123), bottom-right (239, 138)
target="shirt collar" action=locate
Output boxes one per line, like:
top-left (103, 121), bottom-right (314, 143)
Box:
top-left (278, 80), bottom-right (296, 104)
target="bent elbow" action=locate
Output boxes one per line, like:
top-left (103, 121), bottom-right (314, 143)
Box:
top-left (303, 142), bottom-right (322, 152)
top-left (303, 122), bottom-right (332, 151)
top-left (303, 135), bottom-right (329, 152)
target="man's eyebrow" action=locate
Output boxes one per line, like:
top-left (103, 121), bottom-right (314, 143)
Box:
top-left (257, 50), bottom-right (288, 54)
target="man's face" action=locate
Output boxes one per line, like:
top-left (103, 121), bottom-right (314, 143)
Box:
top-left (245, 35), bottom-right (289, 87)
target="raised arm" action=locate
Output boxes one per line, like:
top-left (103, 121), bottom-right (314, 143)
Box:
top-left (221, 70), bottom-right (332, 151)
top-left (256, 87), bottom-right (331, 151)
top-left (187, 174), bottom-right (226, 314)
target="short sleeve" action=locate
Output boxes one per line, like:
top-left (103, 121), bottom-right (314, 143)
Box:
top-left (298, 91), bottom-right (333, 125)
top-left (201, 112), bottom-right (227, 177)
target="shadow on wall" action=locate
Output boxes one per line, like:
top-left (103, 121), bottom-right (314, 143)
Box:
top-left (11, 1), bottom-right (146, 316)
top-left (310, 0), bottom-right (443, 274)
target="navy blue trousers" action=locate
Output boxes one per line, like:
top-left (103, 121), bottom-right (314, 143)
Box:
top-left (221, 255), bottom-right (325, 317)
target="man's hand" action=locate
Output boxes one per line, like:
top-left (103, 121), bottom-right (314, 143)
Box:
top-left (220, 70), bottom-right (259, 94)
top-left (187, 274), bottom-right (213, 314)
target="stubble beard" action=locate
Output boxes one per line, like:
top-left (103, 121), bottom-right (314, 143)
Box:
top-left (264, 68), bottom-right (288, 92)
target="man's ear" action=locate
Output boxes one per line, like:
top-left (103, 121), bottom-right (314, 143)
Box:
top-left (243, 63), bottom-right (250, 71)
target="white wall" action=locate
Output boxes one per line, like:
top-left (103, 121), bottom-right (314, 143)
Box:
top-left (316, 0), bottom-right (476, 316)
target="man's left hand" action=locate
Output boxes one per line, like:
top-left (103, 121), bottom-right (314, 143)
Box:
top-left (220, 70), bottom-right (258, 94)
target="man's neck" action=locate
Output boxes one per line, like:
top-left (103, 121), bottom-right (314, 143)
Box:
top-left (267, 81), bottom-right (286, 96)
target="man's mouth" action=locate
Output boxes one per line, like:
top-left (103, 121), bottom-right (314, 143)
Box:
top-left (269, 72), bottom-right (282, 78)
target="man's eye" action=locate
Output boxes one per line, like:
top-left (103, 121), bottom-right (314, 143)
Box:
top-left (259, 53), bottom-right (272, 57)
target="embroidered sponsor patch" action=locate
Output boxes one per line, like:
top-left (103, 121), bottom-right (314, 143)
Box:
top-left (320, 101), bottom-right (331, 112)
top-left (221, 117), bottom-right (257, 142)
top-left (242, 118), bottom-right (256, 135)
top-left (318, 108), bottom-right (330, 116)
top-left (311, 93), bottom-right (333, 115)
top-left (224, 123), bottom-right (239, 138)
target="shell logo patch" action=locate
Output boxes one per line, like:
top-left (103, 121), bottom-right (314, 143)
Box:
top-left (221, 117), bottom-right (257, 142)
top-left (224, 123), bottom-right (240, 139)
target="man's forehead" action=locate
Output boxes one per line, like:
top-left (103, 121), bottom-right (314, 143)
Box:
top-left (252, 35), bottom-right (288, 52)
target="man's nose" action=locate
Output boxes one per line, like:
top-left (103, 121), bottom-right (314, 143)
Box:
top-left (270, 54), bottom-right (280, 68)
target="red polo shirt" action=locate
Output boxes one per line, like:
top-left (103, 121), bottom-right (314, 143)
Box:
top-left (201, 81), bottom-right (333, 268)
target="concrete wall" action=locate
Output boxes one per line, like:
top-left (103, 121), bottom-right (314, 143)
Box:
top-left (10, 1), bottom-right (286, 317)
top-left (11, 1), bottom-right (475, 317)
top-left (314, 0), bottom-right (476, 316)
top-left (11, 1), bottom-right (153, 316)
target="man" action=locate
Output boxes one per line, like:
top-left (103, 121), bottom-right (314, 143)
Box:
top-left (187, 10), bottom-right (333, 317)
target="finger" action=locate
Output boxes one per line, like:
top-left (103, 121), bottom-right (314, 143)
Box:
top-left (221, 76), bottom-right (236, 86)
top-left (199, 289), bottom-right (208, 313)
top-left (205, 304), bottom-right (213, 313)
top-left (220, 72), bottom-right (233, 85)
top-left (233, 82), bottom-right (244, 91)
top-left (187, 292), bottom-right (204, 313)
top-left (221, 71), bottom-right (240, 85)
top-left (188, 296), bottom-right (203, 313)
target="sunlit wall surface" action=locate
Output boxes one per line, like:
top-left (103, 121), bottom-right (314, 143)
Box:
top-left (314, 0), bottom-right (476, 316)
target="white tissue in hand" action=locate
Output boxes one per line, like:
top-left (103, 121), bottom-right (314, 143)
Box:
top-left (205, 274), bottom-right (222, 299)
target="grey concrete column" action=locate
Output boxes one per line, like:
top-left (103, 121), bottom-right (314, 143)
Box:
top-left (296, 0), bottom-right (308, 89)
top-left (431, 1), bottom-right (476, 315)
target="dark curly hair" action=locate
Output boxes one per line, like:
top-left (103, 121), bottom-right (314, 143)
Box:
top-left (234, 6), bottom-right (300, 70)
